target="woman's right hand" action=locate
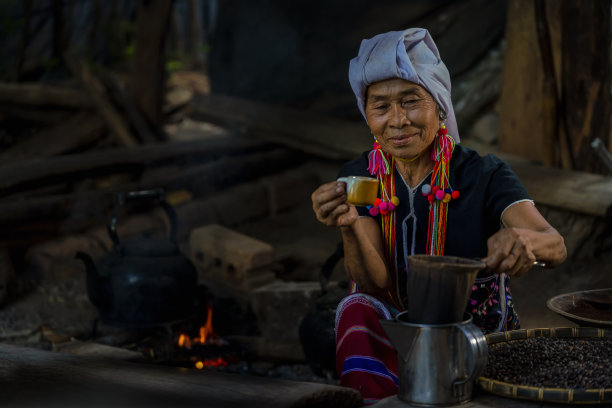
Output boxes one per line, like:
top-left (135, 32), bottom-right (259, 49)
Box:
top-left (311, 181), bottom-right (359, 227)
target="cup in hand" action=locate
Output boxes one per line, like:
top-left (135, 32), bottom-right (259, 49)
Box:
top-left (337, 176), bottom-right (379, 206)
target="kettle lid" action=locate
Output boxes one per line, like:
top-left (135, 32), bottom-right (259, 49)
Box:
top-left (121, 238), bottom-right (178, 257)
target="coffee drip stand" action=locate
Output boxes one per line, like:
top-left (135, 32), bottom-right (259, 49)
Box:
top-left (380, 255), bottom-right (488, 406)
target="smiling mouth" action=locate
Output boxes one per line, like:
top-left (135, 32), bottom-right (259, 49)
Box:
top-left (389, 133), bottom-right (417, 144)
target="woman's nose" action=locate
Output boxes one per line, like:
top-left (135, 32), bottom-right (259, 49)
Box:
top-left (389, 104), bottom-right (409, 127)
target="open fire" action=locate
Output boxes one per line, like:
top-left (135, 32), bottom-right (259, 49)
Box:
top-left (176, 303), bottom-right (229, 369)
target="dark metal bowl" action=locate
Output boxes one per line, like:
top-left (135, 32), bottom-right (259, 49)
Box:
top-left (546, 288), bottom-right (612, 328)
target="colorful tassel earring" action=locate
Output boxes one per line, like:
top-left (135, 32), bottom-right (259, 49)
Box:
top-left (421, 124), bottom-right (458, 256)
top-left (367, 141), bottom-right (400, 216)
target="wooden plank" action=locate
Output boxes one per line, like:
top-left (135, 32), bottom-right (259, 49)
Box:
top-left (0, 136), bottom-right (266, 196)
top-left (501, 154), bottom-right (612, 218)
top-left (0, 343), bottom-right (362, 408)
top-left (0, 81), bottom-right (91, 108)
top-left (191, 93), bottom-right (372, 160)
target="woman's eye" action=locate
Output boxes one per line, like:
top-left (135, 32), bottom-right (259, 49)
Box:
top-left (402, 99), bottom-right (418, 105)
top-left (373, 104), bottom-right (388, 110)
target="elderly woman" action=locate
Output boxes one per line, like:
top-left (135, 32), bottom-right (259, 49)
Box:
top-left (311, 28), bottom-right (567, 403)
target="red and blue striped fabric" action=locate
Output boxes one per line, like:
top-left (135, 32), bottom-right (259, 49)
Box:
top-left (335, 293), bottom-right (399, 405)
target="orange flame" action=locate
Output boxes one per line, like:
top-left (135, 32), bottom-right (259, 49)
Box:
top-left (197, 306), bottom-right (214, 344)
top-left (177, 304), bottom-right (216, 349)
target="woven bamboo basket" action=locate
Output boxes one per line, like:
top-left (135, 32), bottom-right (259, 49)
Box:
top-left (477, 327), bottom-right (612, 404)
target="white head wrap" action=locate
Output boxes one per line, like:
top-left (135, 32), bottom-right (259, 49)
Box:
top-left (349, 28), bottom-right (459, 142)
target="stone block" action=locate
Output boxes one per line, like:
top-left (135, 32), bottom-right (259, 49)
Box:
top-left (249, 281), bottom-right (323, 343)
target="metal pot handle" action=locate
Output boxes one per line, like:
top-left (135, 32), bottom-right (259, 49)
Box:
top-left (107, 188), bottom-right (178, 246)
top-left (452, 322), bottom-right (488, 397)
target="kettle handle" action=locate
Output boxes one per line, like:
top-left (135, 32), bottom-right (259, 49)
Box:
top-left (107, 188), bottom-right (178, 246)
top-left (452, 321), bottom-right (488, 396)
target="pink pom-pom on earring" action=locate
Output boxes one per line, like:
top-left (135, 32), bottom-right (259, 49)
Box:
top-left (379, 201), bottom-right (388, 211)
top-left (435, 190), bottom-right (445, 200)
top-left (369, 206), bottom-right (380, 216)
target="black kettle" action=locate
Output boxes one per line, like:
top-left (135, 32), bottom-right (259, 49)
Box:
top-left (76, 189), bottom-right (197, 326)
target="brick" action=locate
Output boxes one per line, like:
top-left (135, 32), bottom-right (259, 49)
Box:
top-left (189, 224), bottom-right (275, 283)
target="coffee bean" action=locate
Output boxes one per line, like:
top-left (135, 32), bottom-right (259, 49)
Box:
top-left (483, 337), bottom-right (612, 389)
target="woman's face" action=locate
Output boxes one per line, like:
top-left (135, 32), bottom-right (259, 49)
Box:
top-left (365, 78), bottom-right (440, 160)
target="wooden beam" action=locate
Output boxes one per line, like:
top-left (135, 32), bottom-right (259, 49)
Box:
top-left (0, 136), bottom-right (265, 196)
top-left (191, 93), bottom-right (372, 160)
top-left (0, 81), bottom-right (91, 108)
top-left (501, 154), bottom-right (612, 218)
top-left (0, 148), bottom-right (300, 246)
top-left (0, 343), bottom-right (362, 408)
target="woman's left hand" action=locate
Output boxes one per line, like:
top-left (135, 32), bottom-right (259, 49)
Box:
top-left (482, 227), bottom-right (537, 276)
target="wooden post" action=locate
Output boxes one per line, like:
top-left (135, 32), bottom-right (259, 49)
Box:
top-left (500, 0), bottom-right (611, 170)
top-left (560, 0), bottom-right (612, 173)
top-left (499, 0), bottom-right (562, 165)
top-left (131, 0), bottom-right (173, 127)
